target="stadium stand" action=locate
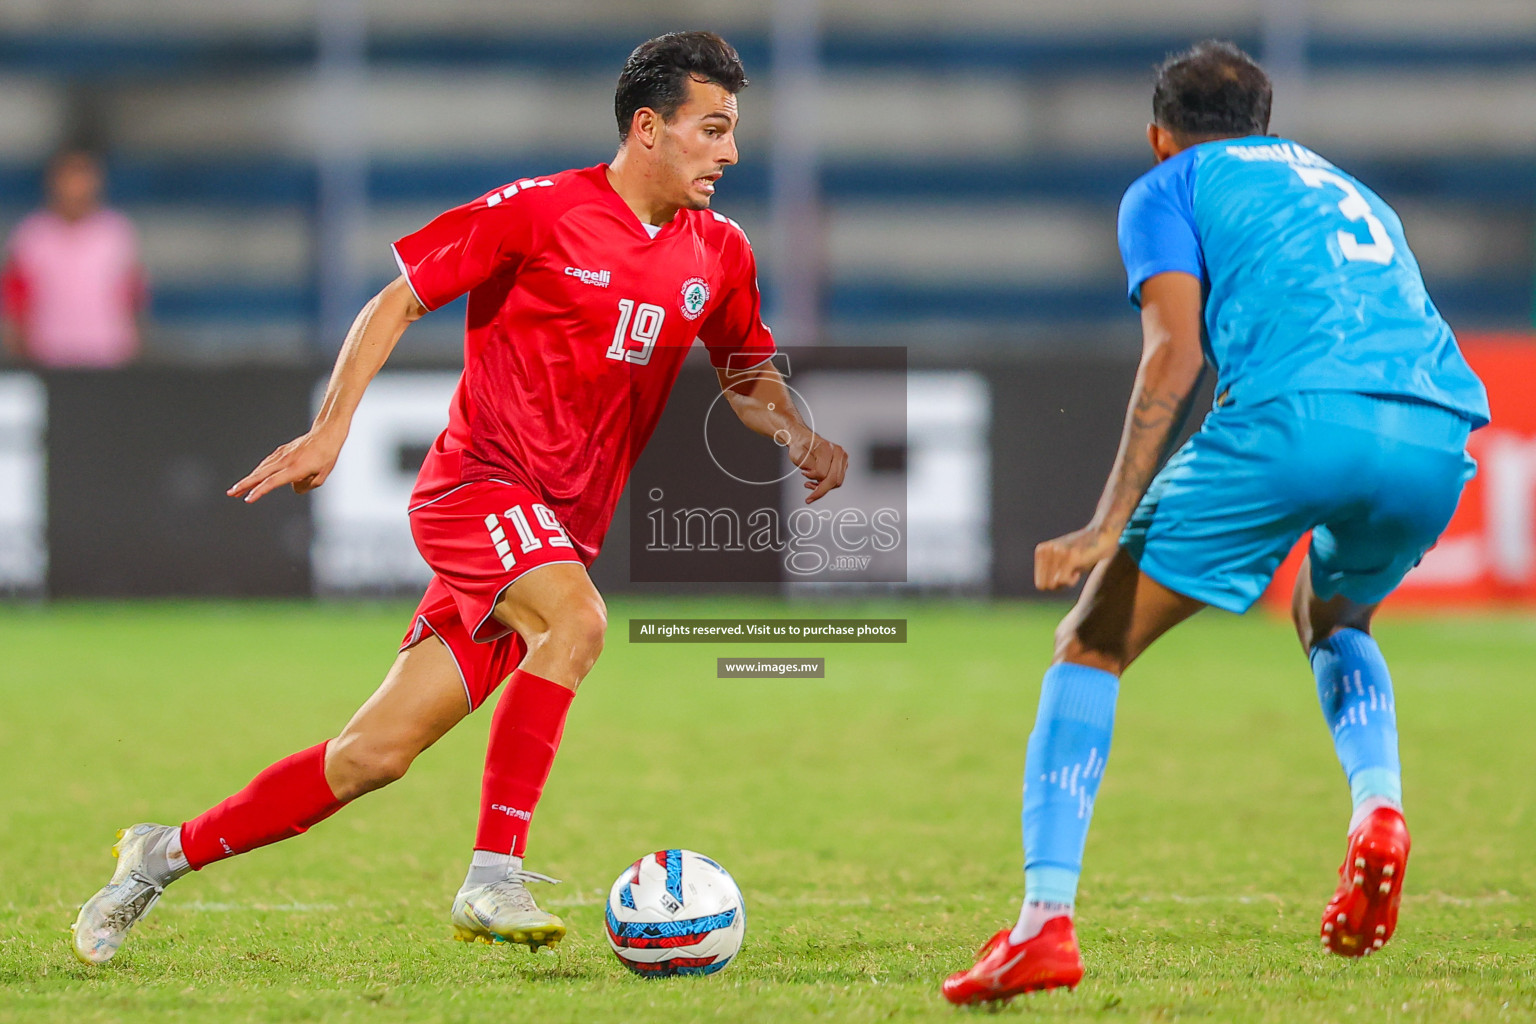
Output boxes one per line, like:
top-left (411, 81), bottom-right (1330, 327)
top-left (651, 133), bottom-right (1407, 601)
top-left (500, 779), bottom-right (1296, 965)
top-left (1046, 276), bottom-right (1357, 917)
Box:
top-left (0, 0), bottom-right (1531, 358)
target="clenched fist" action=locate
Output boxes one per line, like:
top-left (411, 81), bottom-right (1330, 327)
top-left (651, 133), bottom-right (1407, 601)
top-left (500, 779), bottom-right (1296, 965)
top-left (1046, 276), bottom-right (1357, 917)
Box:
top-left (1034, 526), bottom-right (1119, 591)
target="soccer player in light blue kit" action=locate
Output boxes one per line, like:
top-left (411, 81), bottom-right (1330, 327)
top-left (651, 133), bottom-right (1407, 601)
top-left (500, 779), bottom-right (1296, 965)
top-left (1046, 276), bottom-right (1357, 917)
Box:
top-left (944, 41), bottom-right (1490, 1004)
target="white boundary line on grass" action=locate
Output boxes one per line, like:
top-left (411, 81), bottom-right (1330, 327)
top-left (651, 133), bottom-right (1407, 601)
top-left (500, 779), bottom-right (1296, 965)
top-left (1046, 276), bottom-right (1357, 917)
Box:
top-left (163, 890), bottom-right (1523, 913)
top-left (182, 901), bottom-right (340, 912)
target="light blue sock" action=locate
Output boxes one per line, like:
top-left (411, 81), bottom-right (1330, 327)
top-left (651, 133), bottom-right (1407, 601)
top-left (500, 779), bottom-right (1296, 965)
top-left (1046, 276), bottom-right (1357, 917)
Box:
top-left (1310, 628), bottom-right (1402, 815)
top-left (1021, 662), bottom-right (1119, 908)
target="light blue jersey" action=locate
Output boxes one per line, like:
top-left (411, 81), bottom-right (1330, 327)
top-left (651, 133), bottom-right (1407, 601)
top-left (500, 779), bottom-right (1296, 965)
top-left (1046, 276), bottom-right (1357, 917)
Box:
top-left (1114, 136), bottom-right (1486, 613)
top-left (1117, 136), bottom-right (1489, 426)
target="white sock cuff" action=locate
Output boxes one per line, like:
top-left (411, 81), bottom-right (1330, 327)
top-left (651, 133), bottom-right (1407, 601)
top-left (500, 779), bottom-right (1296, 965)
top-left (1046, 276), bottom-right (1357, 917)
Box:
top-left (1348, 795), bottom-right (1402, 834)
top-left (1010, 898), bottom-right (1074, 944)
top-left (470, 850), bottom-right (517, 870)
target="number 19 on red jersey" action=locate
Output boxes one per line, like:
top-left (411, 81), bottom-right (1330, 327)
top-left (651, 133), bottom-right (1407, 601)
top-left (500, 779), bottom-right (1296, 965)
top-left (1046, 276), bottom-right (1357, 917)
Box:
top-left (605, 298), bottom-right (665, 366)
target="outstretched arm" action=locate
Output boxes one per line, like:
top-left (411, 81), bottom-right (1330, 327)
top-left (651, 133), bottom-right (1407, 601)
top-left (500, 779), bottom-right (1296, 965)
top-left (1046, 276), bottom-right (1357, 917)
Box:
top-left (1034, 271), bottom-right (1207, 590)
top-left (229, 275), bottom-right (427, 502)
top-left (715, 360), bottom-right (849, 503)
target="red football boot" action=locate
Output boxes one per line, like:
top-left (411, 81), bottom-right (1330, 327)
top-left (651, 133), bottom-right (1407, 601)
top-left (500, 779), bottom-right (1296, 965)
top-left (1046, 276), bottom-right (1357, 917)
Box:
top-left (941, 917), bottom-right (1085, 1005)
top-left (1321, 806), bottom-right (1410, 957)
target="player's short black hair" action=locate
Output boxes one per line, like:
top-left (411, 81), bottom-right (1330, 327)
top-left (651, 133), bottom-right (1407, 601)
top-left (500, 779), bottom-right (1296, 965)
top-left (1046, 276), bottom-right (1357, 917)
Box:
top-left (1152, 40), bottom-right (1272, 141)
top-left (615, 31), bottom-right (748, 141)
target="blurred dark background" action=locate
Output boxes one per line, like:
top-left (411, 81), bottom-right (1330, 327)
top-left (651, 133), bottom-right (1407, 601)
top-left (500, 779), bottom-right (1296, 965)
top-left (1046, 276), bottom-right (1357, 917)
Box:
top-left (0, 0), bottom-right (1529, 361)
top-left (0, 1), bottom-right (1531, 602)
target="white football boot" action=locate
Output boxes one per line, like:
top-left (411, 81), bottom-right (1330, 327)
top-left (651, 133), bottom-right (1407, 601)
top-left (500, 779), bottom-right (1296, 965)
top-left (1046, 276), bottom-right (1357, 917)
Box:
top-left (451, 869), bottom-right (565, 951)
top-left (71, 823), bottom-right (188, 964)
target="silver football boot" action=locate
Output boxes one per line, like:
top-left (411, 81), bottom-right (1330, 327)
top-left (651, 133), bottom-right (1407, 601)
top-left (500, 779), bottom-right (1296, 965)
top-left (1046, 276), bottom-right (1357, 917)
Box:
top-left (451, 869), bottom-right (566, 951)
top-left (71, 823), bottom-right (189, 964)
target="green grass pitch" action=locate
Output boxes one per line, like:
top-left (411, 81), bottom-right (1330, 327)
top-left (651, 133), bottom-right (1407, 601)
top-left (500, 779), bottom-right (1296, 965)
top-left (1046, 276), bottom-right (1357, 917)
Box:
top-left (1, 598), bottom-right (1533, 1022)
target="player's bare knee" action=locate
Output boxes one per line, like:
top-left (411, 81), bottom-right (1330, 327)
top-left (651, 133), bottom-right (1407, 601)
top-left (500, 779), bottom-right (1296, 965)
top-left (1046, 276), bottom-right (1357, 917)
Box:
top-left (1290, 602), bottom-right (1314, 652)
top-left (1310, 609), bottom-right (1375, 650)
top-left (1052, 620), bottom-right (1127, 676)
top-left (326, 735), bottom-right (414, 799)
top-left (1055, 642), bottom-right (1126, 677)
top-left (1289, 566), bottom-right (1317, 650)
top-left (1292, 569), bottom-right (1376, 652)
top-left (555, 597), bottom-right (608, 671)
top-left (1051, 616), bottom-right (1079, 662)
top-left (519, 594), bottom-right (607, 686)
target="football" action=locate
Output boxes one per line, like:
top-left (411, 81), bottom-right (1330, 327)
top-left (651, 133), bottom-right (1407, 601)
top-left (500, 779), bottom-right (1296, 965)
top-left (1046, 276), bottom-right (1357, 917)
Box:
top-left (605, 849), bottom-right (746, 977)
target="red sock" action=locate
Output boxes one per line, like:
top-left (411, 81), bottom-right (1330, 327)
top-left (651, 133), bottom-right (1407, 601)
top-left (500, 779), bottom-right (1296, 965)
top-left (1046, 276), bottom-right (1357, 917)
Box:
top-left (476, 670), bottom-right (575, 857)
top-left (180, 741), bottom-right (347, 870)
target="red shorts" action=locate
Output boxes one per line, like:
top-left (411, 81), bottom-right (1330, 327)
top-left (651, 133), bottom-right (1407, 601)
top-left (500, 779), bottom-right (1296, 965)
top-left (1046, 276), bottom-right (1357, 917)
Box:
top-left (399, 479), bottom-right (586, 710)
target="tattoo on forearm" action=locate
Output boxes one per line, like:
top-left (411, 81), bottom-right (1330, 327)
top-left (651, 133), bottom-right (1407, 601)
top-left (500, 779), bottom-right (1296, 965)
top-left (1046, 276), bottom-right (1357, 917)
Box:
top-left (1100, 379), bottom-right (1197, 530)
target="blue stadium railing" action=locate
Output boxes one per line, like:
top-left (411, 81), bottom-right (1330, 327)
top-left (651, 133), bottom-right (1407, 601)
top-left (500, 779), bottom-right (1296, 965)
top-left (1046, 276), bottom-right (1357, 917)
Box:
top-left (2, 30), bottom-right (1531, 335)
top-left (6, 30), bottom-right (1536, 76)
top-left (6, 153), bottom-right (1532, 208)
top-left (149, 279), bottom-right (1532, 333)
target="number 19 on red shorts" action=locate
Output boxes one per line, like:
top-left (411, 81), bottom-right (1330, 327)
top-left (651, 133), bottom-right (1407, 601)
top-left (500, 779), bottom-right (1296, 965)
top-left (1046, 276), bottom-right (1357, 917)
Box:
top-left (484, 502), bottom-right (573, 570)
top-left (409, 480), bottom-right (586, 643)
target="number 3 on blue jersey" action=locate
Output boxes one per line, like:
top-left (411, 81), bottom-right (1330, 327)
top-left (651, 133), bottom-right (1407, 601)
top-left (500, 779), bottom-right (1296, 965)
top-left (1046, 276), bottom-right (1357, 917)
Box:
top-left (1292, 166), bottom-right (1396, 265)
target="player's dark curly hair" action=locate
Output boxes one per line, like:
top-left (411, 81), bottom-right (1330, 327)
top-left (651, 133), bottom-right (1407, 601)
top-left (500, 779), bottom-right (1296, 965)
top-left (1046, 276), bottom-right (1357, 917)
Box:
top-left (1152, 40), bottom-right (1272, 140)
top-left (615, 31), bottom-right (749, 141)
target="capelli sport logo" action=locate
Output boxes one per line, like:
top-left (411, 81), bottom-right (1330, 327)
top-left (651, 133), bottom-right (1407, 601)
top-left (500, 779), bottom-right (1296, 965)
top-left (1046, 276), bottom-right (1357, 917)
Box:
top-left (680, 277), bottom-right (709, 320)
top-left (490, 804), bottom-right (532, 821)
top-left (565, 266), bottom-right (611, 288)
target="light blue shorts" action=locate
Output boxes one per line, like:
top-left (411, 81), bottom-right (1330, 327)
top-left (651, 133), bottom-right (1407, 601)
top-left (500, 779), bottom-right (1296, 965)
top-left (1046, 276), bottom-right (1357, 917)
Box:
top-left (1121, 391), bottom-right (1477, 613)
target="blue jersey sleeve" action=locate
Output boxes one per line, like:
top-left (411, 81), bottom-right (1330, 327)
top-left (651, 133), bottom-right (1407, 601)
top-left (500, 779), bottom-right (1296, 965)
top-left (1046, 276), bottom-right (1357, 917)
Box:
top-left (1117, 151), bottom-right (1205, 308)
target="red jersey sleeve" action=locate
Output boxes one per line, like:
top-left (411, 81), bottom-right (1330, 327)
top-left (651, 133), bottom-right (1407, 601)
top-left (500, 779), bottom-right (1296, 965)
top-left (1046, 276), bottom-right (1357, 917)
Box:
top-left (696, 229), bottom-right (777, 371)
top-left (391, 179), bottom-right (552, 311)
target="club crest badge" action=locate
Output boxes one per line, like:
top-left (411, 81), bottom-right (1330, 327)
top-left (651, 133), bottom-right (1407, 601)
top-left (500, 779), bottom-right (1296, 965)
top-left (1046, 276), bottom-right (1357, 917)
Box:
top-left (680, 277), bottom-right (709, 320)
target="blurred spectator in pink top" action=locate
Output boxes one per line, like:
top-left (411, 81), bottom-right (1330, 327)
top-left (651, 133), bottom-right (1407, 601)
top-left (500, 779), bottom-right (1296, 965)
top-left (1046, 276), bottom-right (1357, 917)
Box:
top-left (1, 150), bottom-right (147, 368)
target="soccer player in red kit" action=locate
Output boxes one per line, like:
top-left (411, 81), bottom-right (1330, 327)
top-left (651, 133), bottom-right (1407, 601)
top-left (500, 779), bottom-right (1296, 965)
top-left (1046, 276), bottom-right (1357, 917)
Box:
top-left (71, 31), bottom-right (848, 964)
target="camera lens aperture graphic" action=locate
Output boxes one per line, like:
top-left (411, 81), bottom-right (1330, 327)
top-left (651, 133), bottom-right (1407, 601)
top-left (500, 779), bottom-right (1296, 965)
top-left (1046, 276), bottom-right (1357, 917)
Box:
top-left (702, 380), bottom-right (817, 487)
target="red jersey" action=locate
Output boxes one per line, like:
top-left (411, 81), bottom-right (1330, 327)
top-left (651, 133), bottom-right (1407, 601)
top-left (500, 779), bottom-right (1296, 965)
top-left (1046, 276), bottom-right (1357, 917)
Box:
top-left (392, 164), bottom-right (776, 563)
